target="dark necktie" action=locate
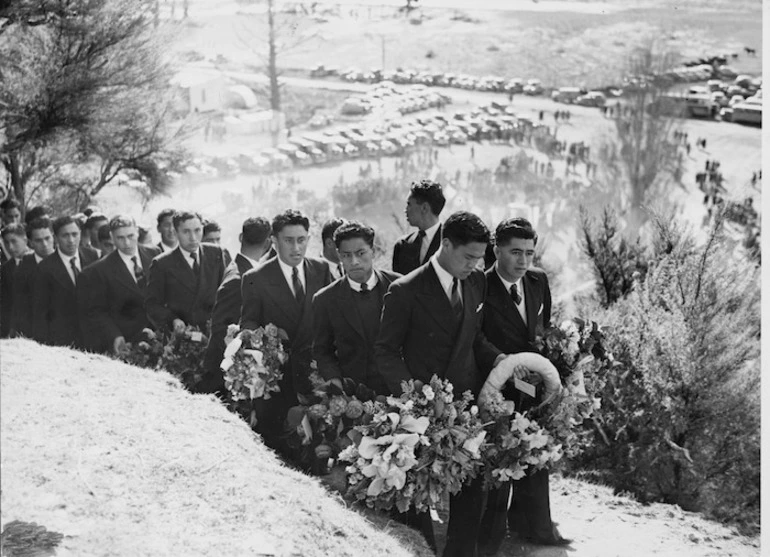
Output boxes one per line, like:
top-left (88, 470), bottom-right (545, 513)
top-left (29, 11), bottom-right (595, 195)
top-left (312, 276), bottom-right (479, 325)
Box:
top-left (416, 230), bottom-right (427, 263)
top-left (190, 251), bottom-right (200, 276)
top-left (70, 257), bottom-right (80, 285)
top-left (292, 266), bottom-right (305, 304)
top-left (359, 282), bottom-right (369, 293)
top-left (132, 256), bottom-right (145, 287)
top-left (510, 283), bottom-right (522, 305)
top-left (451, 278), bottom-right (463, 321)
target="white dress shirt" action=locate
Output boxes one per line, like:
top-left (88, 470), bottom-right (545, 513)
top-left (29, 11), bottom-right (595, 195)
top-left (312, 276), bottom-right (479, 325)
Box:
top-left (430, 253), bottom-right (462, 304)
top-left (57, 249), bottom-right (80, 285)
top-left (420, 221), bottom-right (441, 263)
top-left (118, 250), bottom-right (143, 282)
top-left (323, 256), bottom-right (344, 280)
top-left (179, 246), bottom-right (201, 270)
top-left (278, 257), bottom-right (306, 296)
top-left (34, 253), bottom-right (44, 264)
top-left (495, 265), bottom-right (527, 326)
top-left (347, 272), bottom-right (378, 292)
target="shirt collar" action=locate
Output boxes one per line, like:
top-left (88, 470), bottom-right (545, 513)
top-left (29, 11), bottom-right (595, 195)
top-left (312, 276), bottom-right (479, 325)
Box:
top-left (494, 264), bottom-right (523, 294)
top-left (34, 253), bottom-right (44, 264)
top-left (57, 248), bottom-right (79, 267)
top-left (422, 221), bottom-right (441, 244)
top-left (430, 252), bottom-right (455, 294)
top-left (118, 249), bottom-right (140, 266)
top-left (179, 245), bottom-right (199, 258)
top-left (348, 271), bottom-right (378, 292)
top-left (239, 252), bottom-right (261, 269)
top-left (277, 256), bottom-right (303, 281)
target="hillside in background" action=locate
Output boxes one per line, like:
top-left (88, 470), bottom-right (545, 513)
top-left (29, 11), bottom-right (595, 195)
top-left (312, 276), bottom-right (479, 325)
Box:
top-left (0, 340), bottom-right (761, 556)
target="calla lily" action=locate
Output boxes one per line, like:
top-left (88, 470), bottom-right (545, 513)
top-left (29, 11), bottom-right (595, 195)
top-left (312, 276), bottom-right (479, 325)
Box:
top-left (462, 430), bottom-right (486, 458)
top-left (400, 415), bottom-right (430, 435)
top-left (527, 429), bottom-right (550, 449)
top-left (220, 357), bottom-right (234, 371)
top-left (359, 435), bottom-right (394, 459)
top-left (223, 337), bottom-right (242, 359)
top-left (243, 349), bottom-right (264, 366)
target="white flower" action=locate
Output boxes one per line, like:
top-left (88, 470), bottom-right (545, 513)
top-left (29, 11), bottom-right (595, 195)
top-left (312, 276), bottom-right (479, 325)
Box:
top-left (223, 337), bottom-right (243, 359)
top-left (470, 405), bottom-right (478, 416)
top-left (244, 349), bottom-right (264, 366)
top-left (462, 430), bottom-right (486, 458)
top-left (422, 385), bottom-right (435, 401)
top-left (528, 430), bottom-right (551, 450)
top-left (220, 357), bottom-right (234, 371)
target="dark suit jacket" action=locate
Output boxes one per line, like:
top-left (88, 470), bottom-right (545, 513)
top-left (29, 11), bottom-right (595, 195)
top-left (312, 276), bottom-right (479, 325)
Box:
top-left (240, 256), bottom-right (332, 397)
top-left (32, 247), bottom-right (99, 348)
top-left (312, 269), bottom-right (401, 395)
top-left (375, 263), bottom-right (501, 396)
top-left (11, 254), bottom-right (40, 338)
top-left (392, 226), bottom-right (441, 275)
top-left (483, 266), bottom-right (552, 354)
top-left (202, 253), bottom-right (255, 380)
top-left (145, 243), bottom-right (226, 331)
top-left (1, 258), bottom-right (19, 338)
top-left (79, 246), bottom-right (161, 353)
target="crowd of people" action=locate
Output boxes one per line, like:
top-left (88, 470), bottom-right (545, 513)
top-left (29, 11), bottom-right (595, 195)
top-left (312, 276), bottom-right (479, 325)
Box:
top-left (0, 180), bottom-right (570, 556)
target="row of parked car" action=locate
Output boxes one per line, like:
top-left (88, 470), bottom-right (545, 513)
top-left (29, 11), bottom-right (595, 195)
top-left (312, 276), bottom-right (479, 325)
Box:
top-left (229, 102), bottom-right (537, 174)
top-left (311, 64), bottom-right (546, 95)
top-left (340, 82), bottom-right (452, 116)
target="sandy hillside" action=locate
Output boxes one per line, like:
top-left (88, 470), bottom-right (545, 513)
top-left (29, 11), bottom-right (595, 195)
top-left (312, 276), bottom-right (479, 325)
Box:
top-left (1, 340), bottom-right (761, 557)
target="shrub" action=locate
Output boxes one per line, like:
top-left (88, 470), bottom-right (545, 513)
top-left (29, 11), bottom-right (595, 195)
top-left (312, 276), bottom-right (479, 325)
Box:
top-left (576, 211), bottom-right (760, 534)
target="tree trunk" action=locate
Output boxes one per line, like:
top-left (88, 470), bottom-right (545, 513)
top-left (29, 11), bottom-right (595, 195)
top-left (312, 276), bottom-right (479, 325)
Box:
top-left (267, 0), bottom-right (280, 112)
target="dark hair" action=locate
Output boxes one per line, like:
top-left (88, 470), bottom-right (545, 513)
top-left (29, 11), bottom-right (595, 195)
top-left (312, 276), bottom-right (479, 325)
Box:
top-left (494, 217), bottom-right (538, 247)
top-left (157, 208), bottom-right (176, 226)
top-left (409, 180), bottom-right (446, 216)
top-left (1, 223), bottom-right (25, 239)
top-left (52, 216), bottom-right (80, 236)
top-left (241, 217), bottom-right (271, 246)
top-left (272, 209), bottom-right (310, 235)
top-left (26, 217), bottom-right (53, 238)
top-left (333, 221), bottom-right (375, 248)
top-left (84, 213), bottom-right (108, 231)
top-left (0, 198), bottom-right (20, 212)
top-left (441, 211), bottom-right (490, 246)
top-left (109, 215), bottom-right (137, 231)
top-left (321, 218), bottom-right (346, 243)
top-left (172, 210), bottom-right (202, 229)
top-left (24, 206), bottom-right (48, 225)
top-left (203, 220), bottom-right (221, 236)
top-left (97, 225), bottom-right (112, 242)
top-left (137, 226), bottom-right (151, 244)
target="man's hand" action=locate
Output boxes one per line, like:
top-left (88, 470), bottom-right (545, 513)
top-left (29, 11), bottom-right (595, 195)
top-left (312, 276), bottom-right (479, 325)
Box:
top-left (172, 319), bottom-right (186, 334)
top-left (113, 336), bottom-right (127, 355)
top-left (511, 365), bottom-right (529, 381)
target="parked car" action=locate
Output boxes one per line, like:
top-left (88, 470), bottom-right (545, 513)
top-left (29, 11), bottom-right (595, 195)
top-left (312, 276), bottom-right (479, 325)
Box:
top-left (523, 79), bottom-right (544, 95)
top-left (575, 91), bottom-right (607, 107)
top-left (552, 87), bottom-right (585, 103)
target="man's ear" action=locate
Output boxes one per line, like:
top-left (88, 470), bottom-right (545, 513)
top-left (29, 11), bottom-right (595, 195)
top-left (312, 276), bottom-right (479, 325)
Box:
top-left (238, 233), bottom-right (243, 244)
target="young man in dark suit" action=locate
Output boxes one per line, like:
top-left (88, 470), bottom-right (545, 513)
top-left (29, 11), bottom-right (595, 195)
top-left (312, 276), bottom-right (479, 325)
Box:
top-left (313, 221), bottom-right (400, 396)
top-left (376, 211), bottom-right (505, 557)
top-left (12, 217), bottom-right (56, 338)
top-left (392, 179), bottom-right (445, 275)
top-left (240, 210), bottom-right (332, 452)
top-left (79, 215), bottom-right (160, 354)
top-left (1, 223), bottom-right (29, 337)
top-left (155, 208), bottom-right (178, 254)
top-left (145, 211), bottom-right (227, 333)
top-left (479, 217), bottom-right (569, 553)
top-left (32, 216), bottom-right (99, 348)
top-left (198, 216), bottom-right (273, 396)
top-left (320, 217), bottom-right (346, 280)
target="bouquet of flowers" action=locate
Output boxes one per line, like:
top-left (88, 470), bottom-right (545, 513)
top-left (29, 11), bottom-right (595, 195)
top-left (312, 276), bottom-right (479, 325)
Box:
top-left (480, 390), bottom-right (563, 488)
top-left (157, 324), bottom-right (209, 390)
top-left (339, 375), bottom-right (487, 513)
top-left (285, 371), bottom-right (381, 474)
top-left (535, 317), bottom-right (611, 385)
top-left (116, 328), bottom-right (164, 369)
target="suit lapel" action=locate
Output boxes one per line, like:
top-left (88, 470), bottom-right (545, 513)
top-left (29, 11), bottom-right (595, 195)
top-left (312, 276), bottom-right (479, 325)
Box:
top-left (487, 271), bottom-right (529, 335)
top-left (168, 248), bottom-right (198, 293)
top-left (51, 256), bottom-right (75, 290)
top-left (234, 253), bottom-right (253, 277)
top-left (447, 277), bottom-right (478, 363)
top-left (337, 279), bottom-right (365, 340)
top-left (523, 272), bottom-right (539, 338)
top-left (139, 246), bottom-right (156, 272)
top-left (425, 227), bottom-right (442, 263)
top-left (266, 258), bottom-right (301, 324)
top-left (419, 264), bottom-right (456, 337)
top-left (109, 252), bottom-right (141, 294)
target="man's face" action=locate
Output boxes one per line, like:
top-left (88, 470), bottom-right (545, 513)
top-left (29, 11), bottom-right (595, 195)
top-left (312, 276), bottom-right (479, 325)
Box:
top-left (28, 227), bottom-right (55, 258)
top-left (338, 237), bottom-right (374, 284)
top-left (99, 237), bottom-right (115, 255)
top-left (441, 239), bottom-right (487, 280)
top-left (158, 216), bottom-right (176, 245)
top-left (405, 196), bottom-right (424, 228)
top-left (274, 224), bottom-right (308, 267)
top-left (3, 233), bottom-right (27, 259)
top-left (2, 208), bottom-right (21, 226)
top-left (202, 230), bottom-right (221, 244)
top-left (175, 218), bottom-right (202, 253)
top-left (56, 223), bottom-right (81, 257)
top-left (494, 237), bottom-right (536, 282)
top-left (111, 226), bottom-right (138, 256)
